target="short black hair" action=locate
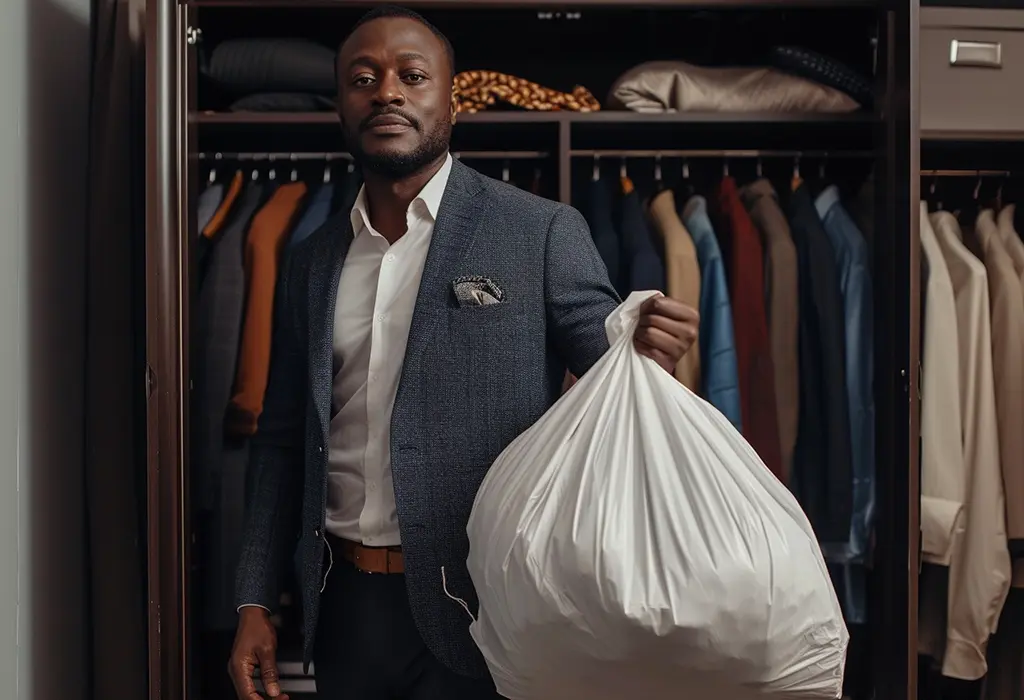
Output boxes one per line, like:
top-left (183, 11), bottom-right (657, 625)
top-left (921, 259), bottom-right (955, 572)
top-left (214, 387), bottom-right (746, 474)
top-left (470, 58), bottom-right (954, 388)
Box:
top-left (341, 5), bottom-right (456, 79)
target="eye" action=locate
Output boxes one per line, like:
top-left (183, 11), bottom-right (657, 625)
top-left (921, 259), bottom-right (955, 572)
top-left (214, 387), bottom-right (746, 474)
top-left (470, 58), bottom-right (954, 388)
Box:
top-left (404, 73), bottom-right (426, 84)
top-left (352, 75), bottom-right (374, 87)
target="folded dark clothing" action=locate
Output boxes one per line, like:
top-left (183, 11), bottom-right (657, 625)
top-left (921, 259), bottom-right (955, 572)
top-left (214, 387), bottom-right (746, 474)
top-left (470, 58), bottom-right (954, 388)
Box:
top-left (207, 38), bottom-right (336, 97)
top-left (230, 92), bottom-right (336, 112)
top-left (769, 46), bottom-right (873, 109)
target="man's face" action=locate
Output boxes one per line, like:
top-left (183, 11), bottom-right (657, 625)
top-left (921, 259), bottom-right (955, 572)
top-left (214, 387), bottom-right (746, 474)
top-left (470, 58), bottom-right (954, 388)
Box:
top-left (336, 17), bottom-right (455, 179)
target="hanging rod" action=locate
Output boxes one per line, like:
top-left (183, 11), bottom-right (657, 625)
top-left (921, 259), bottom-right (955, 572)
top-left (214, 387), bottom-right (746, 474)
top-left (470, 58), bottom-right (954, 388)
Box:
top-left (920, 168), bottom-right (1012, 177)
top-left (198, 150), bottom-right (549, 161)
top-left (570, 149), bottom-right (876, 158)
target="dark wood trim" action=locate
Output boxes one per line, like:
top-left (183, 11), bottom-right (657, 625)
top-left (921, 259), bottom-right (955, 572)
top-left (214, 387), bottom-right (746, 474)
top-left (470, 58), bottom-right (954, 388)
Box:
top-left (194, 110), bottom-right (881, 126)
top-left (145, 1), bottom-right (190, 699)
top-left (872, 3), bottom-right (919, 700)
top-left (187, 0), bottom-right (882, 8)
top-left (922, 128), bottom-right (1024, 141)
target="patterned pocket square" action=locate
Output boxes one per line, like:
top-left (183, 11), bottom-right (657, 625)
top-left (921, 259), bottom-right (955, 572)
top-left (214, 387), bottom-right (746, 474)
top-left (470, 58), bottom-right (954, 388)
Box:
top-left (452, 276), bottom-right (504, 307)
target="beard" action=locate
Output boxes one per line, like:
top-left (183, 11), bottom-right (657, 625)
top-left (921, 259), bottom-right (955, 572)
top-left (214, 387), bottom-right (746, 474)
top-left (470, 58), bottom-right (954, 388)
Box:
top-left (343, 111), bottom-right (452, 179)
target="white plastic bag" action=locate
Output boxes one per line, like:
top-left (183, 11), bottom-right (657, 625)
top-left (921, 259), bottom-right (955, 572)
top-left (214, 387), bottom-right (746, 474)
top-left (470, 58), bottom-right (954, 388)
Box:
top-left (467, 292), bottom-right (848, 700)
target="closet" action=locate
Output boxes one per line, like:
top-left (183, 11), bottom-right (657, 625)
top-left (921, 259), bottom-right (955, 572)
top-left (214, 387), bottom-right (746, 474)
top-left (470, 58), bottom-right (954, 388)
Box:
top-left (918, 5), bottom-right (1024, 699)
top-left (144, 1), bottom-right (918, 699)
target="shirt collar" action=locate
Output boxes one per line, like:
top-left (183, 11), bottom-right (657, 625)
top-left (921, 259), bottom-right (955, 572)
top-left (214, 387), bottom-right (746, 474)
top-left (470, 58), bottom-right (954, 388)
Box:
top-left (814, 185), bottom-right (842, 220)
top-left (350, 153), bottom-right (454, 237)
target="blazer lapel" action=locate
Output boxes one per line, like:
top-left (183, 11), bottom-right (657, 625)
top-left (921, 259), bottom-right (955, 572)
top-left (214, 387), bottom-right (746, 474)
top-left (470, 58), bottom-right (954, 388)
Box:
top-left (308, 213), bottom-right (354, 437)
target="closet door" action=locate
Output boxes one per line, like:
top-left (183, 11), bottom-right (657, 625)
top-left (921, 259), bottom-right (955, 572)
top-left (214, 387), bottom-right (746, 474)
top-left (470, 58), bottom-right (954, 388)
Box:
top-left (145, 2), bottom-right (196, 699)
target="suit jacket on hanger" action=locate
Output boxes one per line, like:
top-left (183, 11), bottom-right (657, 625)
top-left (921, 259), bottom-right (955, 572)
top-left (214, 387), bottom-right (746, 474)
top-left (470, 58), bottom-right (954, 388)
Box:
top-left (681, 195), bottom-right (742, 430)
top-left (712, 177), bottom-right (783, 480)
top-left (785, 183), bottom-right (852, 544)
top-left (234, 159), bottom-right (620, 677)
top-left (648, 188), bottom-right (701, 391)
top-left (739, 179), bottom-right (799, 482)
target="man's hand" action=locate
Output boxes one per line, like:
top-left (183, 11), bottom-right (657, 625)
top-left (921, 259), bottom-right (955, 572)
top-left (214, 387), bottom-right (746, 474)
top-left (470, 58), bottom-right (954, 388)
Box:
top-left (633, 295), bottom-right (699, 374)
top-left (228, 607), bottom-right (289, 700)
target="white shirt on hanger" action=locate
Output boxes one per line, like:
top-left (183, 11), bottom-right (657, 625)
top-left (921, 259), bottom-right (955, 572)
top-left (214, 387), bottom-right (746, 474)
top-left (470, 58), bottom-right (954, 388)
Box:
top-left (918, 203), bottom-right (964, 568)
top-left (325, 153), bottom-right (454, 547)
top-left (929, 210), bottom-right (1010, 681)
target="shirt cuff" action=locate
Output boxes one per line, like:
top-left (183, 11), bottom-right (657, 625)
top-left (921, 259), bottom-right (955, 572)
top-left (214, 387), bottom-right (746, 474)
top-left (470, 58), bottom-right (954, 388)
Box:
top-left (237, 603), bottom-right (272, 614)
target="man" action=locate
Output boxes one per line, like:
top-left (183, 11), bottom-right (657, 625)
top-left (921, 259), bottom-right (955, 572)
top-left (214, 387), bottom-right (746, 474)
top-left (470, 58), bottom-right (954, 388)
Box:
top-left (228, 6), bottom-right (699, 700)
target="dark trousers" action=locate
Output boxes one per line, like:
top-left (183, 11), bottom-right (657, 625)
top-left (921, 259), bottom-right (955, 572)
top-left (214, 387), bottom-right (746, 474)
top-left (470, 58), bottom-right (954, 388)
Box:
top-left (314, 557), bottom-right (500, 700)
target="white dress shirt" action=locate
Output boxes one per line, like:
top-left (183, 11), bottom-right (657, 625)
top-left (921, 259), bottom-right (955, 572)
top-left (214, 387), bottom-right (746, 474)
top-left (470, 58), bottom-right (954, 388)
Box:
top-left (928, 210), bottom-right (1010, 681)
top-left (325, 153), bottom-right (453, 547)
top-left (919, 204), bottom-right (964, 566)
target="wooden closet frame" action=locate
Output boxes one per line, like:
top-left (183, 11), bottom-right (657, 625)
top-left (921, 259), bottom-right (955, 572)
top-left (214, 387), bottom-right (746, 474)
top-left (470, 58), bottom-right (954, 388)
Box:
top-left (144, 1), bottom-right (921, 698)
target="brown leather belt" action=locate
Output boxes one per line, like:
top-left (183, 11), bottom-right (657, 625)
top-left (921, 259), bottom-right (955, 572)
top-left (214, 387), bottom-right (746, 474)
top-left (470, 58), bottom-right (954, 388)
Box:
top-left (335, 538), bottom-right (404, 574)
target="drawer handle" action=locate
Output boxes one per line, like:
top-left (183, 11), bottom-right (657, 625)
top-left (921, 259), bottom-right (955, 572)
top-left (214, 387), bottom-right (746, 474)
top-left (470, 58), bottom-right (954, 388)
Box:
top-left (949, 39), bottom-right (1002, 69)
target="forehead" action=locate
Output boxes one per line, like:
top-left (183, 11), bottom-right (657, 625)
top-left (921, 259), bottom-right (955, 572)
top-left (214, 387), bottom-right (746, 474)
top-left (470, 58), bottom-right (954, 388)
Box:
top-left (340, 17), bottom-right (445, 66)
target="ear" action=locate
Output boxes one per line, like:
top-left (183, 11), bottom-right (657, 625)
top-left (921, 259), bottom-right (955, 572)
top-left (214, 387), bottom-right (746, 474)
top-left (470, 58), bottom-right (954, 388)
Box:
top-left (450, 80), bottom-right (458, 125)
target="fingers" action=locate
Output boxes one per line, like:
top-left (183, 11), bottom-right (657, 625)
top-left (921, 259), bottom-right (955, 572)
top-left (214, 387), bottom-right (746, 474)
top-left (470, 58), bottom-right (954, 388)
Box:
top-left (227, 652), bottom-right (262, 700)
top-left (639, 295), bottom-right (699, 323)
top-left (634, 337), bottom-right (675, 373)
top-left (256, 645), bottom-right (285, 699)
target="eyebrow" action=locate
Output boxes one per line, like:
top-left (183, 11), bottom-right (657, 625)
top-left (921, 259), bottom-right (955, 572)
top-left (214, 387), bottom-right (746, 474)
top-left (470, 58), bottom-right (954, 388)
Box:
top-left (345, 51), bottom-right (431, 72)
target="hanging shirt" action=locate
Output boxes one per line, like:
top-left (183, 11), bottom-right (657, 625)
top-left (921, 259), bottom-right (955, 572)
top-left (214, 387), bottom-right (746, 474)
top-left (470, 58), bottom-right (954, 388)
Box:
top-left (681, 195), bottom-right (741, 430)
top-left (974, 211), bottom-right (1024, 558)
top-left (739, 179), bottom-right (800, 483)
top-left (583, 178), bottom-right (623, 297)
top-left (198, 182), bottom-right (225, 234)
top-left (620, 177), bottom-right (665, 294)
top-left (289, 182), bottom-right (335, 250)
top-left (786, 183), bottom-right (852, 544)
top-left (815, 185), bottom-right (876, 625)
top-left (928, 210), bottom-right (1010, 681)
top-left (997, 205), bottom-right (1024, 291)
top-left (713, 177), bottom-right (783, 480)
top-left (326, 154), bottom-right (453, 548)
top-left (648, 188), bottom-right (701, 391)
top-left (918, 203), bottom-right (964, 569)
top-left (815, 185), bottom-right (876, 561)
top-left (226, 182), bottom-right (308, 437)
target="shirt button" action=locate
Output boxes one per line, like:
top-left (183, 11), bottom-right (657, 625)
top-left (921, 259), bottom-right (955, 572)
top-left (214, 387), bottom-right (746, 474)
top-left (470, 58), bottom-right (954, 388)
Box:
top-left (368, 481), bottom-right (377, 491)
top-left (314, 529), bottom-right (320, 538)
top-left (318, 446), bottom-right (323, 453)
top-left (377, 314), bottom-right (387, 323)
top-left (386, 254), bottom-right (396, 262)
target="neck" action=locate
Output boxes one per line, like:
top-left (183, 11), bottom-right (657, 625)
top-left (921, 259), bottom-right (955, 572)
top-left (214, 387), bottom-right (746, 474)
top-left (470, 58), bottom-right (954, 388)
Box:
top-left (362, 153), bottom-right (448, 244)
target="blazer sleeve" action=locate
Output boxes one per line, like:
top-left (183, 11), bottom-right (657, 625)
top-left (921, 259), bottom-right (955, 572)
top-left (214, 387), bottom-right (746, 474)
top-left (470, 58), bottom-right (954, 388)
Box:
top-left (544, 204), bottom-right (621, 377)
top-left (234, 252), bottom-right (306, 613)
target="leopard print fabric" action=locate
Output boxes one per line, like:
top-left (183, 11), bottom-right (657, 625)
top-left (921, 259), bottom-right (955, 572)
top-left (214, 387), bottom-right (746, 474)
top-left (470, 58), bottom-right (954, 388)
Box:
top-left (453, 70), bottom-right (601, 113)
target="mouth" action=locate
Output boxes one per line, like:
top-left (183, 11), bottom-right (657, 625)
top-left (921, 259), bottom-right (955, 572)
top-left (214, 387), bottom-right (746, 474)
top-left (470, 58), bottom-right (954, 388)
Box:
top-left (365, 115), bottom-right (414, 134)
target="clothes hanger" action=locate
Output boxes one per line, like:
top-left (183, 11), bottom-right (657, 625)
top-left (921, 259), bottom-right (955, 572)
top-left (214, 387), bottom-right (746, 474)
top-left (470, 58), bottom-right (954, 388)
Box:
top-left (592, 155), bottom-right (601, 183)
top-left (323, 157), bottom-right (332, 184)
top-left (289, 154), bottom-right (299, 183)
top-left (791, 156), bottom-right (802, 192)
top-left (501, 160), bottom-right (511, 184)
top-left (721, 158), bottom-right (730, 182)
top-left (676, 158), bottom-right (696, 201)
top-left (653, 154), bottom-right (665, 193)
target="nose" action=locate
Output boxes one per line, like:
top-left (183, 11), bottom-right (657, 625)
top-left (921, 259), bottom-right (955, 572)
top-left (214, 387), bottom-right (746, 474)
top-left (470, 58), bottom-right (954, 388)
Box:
top-left (372, 71), bottom-right (406, 107)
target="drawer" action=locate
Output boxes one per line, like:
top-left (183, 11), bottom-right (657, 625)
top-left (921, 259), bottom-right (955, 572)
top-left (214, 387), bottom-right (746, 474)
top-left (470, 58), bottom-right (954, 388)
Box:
top-left (921, 8), bottom-right (1024, 138)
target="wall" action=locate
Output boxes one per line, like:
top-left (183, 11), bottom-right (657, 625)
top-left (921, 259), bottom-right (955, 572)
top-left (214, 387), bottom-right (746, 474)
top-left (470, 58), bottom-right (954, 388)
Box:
top-left (0, 0), bottom-right (91, 697)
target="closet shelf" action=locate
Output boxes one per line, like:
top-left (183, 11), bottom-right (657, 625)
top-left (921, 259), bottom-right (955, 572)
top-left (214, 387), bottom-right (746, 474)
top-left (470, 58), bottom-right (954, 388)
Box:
top-left (189, 0), bottom-right (880, 7)
top-left (194, 111), bottom-right (878, 126)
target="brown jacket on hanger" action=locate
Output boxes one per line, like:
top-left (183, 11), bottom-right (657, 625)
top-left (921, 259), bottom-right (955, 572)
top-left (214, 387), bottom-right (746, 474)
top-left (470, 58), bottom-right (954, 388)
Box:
top-left (973, 211), bottom-right (1024, 555)
top-left (202, 170), bottom-right (244, 239)
top-left (739, 179), bottom-right (799, 481)
top-left (226, 181), bottom-right (307, 437)
top-left (647, 189), bottom-right (701, 392)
